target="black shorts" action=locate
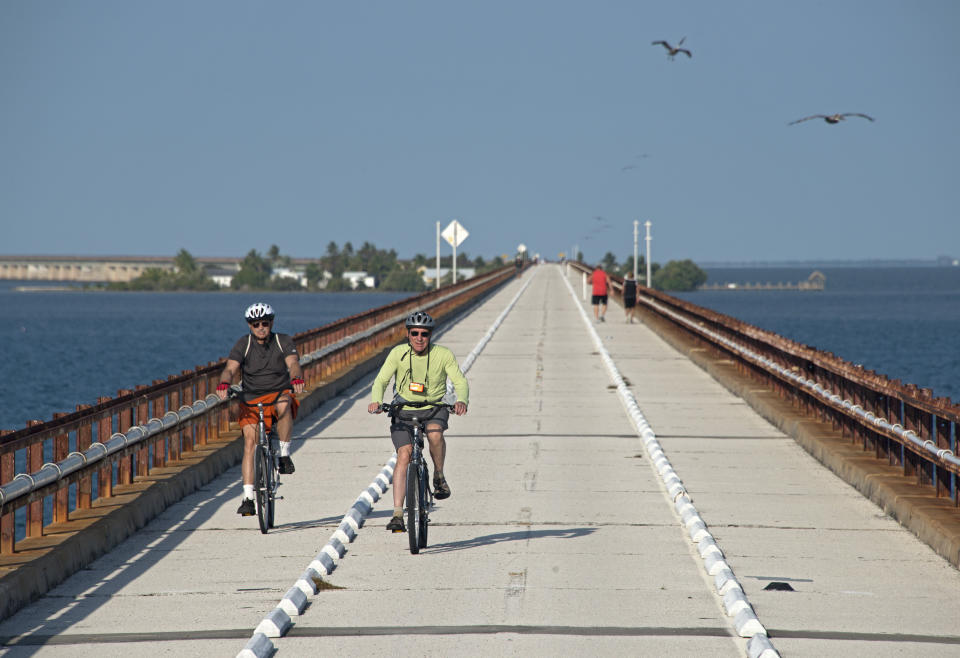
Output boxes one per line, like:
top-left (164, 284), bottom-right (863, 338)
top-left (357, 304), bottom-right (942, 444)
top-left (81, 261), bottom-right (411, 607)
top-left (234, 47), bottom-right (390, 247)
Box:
top-left (389, 406), bottom-right (450, 450)
top-left (592, 294), bottom-right (608, 305)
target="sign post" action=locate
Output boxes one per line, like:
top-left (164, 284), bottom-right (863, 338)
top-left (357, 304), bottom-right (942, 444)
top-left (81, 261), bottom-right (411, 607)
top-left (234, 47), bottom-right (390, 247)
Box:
top-left (441, 219), bottom-right (469, 285)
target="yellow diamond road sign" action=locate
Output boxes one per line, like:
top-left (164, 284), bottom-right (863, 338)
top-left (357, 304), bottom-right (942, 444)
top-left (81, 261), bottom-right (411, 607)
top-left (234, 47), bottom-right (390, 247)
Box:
top-left (441, 220), bottom-right (469, 248)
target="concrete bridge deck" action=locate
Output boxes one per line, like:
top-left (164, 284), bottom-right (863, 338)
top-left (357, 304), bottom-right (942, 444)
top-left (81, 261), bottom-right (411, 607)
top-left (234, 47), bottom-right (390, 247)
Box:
top-left (1, 264), bottom-right (958, 657)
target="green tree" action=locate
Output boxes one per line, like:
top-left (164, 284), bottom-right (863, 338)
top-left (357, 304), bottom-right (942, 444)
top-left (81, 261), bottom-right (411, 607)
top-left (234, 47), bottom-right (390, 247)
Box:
top-left (268, 244), bottom-right (281, 264)
top-left (232, 249), bottom-right (271, 289)
top-left (304, 262), bottom-right (325, 289)
top-left (381, 266), bottom-right (428, 292)
top-left (173, 248), bottom-right (199, 275)
top-left (652, 259), bottom-right (707, 291)
top-left (601, 251), bottom-right (618, 273)
top-left (324, 274), bottom-right (352, 292)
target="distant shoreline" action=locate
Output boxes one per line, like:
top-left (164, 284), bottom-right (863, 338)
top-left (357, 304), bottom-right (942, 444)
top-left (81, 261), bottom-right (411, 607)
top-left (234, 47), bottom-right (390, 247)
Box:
top-left (700, 258), bottom-right (957, 268)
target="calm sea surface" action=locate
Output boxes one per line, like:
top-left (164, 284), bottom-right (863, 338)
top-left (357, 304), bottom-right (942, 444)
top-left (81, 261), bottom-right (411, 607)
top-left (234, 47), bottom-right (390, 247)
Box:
top-left (673, 266), bottom-right (960, 402)
top-left (1, 286), bottom-right (411, 431)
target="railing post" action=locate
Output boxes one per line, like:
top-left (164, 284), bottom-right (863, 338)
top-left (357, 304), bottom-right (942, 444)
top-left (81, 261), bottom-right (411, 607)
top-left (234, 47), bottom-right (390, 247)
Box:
top-left (26, 420), bottom-right (44, 538)
top-left (181, 372), bottom-right (196, 454)
top-left (135, 385), bottom-right (150, 478)
top-left (76, 404), bottom-right (93, 509)
top-left (1, 430), bottom-right (15, 554)
top-left (52, 413), bottom-right (70, 523)
top-left (167, 376), bottom-right (181, 463)
top-left (152, 381), bottom-right (167, 469)
top-left (97, 397), bottom-right (113, 499)
top-left (117, 390), bottom-right (134, 485)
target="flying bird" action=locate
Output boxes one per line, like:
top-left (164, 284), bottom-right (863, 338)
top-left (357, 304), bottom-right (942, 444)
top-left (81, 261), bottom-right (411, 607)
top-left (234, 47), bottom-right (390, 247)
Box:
top-left (652, 37), bottom-right (692, 59)
top-left (788, 113), bottom-right (875, 126)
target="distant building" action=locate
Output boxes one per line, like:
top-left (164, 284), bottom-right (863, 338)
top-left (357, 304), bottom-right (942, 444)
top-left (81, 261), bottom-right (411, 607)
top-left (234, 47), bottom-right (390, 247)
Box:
top-left (271, 267), bottom-right (308, 288)
top-left (206, 267), bottom-right (237, 288)
top-left (342, 271), bottom-right (376, 289)
top-left (418, 267), bottom-right (476, 286)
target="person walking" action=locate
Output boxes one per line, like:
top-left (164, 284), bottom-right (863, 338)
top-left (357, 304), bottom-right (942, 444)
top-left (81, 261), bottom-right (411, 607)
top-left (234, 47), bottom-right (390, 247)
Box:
top-left (622, 271), bottom-right (638, 323)
top-left (590, 265), bottom-right (609, 322)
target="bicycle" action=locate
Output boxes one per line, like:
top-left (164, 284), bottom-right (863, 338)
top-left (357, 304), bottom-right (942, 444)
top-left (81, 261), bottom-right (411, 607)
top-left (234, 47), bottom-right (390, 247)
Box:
top-left (229, 387), bottom-right (284, 534)
top-left (377, 400), bottom-right (455, 554)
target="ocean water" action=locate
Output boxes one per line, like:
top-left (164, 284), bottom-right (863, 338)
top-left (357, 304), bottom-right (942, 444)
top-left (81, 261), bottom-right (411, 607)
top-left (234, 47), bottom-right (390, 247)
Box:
top-left (1, 285), bottom-right (411, 430)
top-left (672, 266), bottom-right (960, 403)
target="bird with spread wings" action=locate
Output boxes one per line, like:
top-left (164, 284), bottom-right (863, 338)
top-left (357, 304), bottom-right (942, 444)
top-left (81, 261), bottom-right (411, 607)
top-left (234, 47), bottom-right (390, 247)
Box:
top-left (788, 113), bottom-right (875, 125)
top-left (652, 37), bottom-right (692, 59)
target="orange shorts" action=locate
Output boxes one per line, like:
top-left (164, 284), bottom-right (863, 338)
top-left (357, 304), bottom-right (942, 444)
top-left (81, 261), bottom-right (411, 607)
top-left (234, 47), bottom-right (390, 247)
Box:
top-left (238, 391), bottom-right (299, 431)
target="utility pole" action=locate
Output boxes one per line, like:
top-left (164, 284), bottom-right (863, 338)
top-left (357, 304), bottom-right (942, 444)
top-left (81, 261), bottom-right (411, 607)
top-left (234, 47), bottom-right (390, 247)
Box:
top-left (644, 221), bottom-right (652, 287)
top-left (436, 221), bottom-right (440, 290)
top-left (633, 220), bottom-right (639, 280)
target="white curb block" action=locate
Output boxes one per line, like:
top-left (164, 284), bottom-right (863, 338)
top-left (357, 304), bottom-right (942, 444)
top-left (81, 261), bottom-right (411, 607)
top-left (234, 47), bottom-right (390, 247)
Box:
top-left (236, 632), bottom-right (274, 658)
top-left (279, 586), bottom-right (308, 617)
top-left (748, 633), bottom-right (779, 658)
top-left (254, 607), bottom-right (291, 638)
top-left (296, 568), bottom-right (321, 596)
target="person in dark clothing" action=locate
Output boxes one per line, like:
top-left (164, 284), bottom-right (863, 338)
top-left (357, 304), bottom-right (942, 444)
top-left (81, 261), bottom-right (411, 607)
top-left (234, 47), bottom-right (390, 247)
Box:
top-left (622, 272), bottom-right (638, 323)
top-left (216, 302), bottom-right (305, 516)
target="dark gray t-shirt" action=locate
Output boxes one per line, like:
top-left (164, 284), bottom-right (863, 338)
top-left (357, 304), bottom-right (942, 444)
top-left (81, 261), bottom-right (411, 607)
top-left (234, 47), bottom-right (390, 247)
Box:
top-left (228, 333), bottom-right (298, 400)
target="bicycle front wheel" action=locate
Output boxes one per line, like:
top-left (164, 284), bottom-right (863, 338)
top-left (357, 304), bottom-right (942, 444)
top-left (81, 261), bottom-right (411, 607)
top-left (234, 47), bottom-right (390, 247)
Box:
top-left (255, 446), bottom-right (270, 534)
top-left (406, 461), bottom-right (421, 554)
top-left (417, 464), bottom-right (429, 549)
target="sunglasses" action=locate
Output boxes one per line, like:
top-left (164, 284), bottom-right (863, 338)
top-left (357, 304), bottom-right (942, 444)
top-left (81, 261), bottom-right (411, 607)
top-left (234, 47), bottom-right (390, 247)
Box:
top-left (249, 320), bottom-right (272, 329)
top-left (409, 330), bottom-right (431, 338)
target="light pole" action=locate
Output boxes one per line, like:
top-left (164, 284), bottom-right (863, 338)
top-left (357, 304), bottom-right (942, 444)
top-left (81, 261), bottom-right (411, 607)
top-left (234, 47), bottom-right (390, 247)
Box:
top-left (435, 221), bottom-right (441, 290)
top-left (644, 221), bottom-right (652, 287)
top-left (633, 220), bottom-right (639, 280)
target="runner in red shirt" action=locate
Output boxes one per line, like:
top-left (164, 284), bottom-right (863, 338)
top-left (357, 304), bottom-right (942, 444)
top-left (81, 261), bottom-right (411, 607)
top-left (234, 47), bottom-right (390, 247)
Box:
top-left (590, 266), bottom-right (609, 322)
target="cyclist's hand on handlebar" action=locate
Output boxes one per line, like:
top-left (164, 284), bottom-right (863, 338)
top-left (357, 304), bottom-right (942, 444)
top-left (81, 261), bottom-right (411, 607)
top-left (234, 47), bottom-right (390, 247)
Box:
top-left (216, 382), bottom-right (231, 400)
top-left (367, 402), bottom-right (383, 414)
top-left (453, 401), bottom-right (467, 416)
top-left (291, 377), bottom-right (305, 395)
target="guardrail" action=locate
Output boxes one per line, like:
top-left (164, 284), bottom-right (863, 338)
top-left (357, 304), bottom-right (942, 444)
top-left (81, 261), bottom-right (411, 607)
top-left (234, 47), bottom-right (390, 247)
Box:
top-left (0, 266), bottom-right (515, 554)
top-left (567, 261), bottom-right (959, 506)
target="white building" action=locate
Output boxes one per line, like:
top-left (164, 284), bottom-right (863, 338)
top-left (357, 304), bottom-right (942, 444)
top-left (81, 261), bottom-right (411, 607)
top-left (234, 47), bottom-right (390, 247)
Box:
top-left (419, 267), bottom-right (476, 286)
top-left (342, 271), bottom-right (376, 289)
top-left (271, 267), bottom-right (308, 288)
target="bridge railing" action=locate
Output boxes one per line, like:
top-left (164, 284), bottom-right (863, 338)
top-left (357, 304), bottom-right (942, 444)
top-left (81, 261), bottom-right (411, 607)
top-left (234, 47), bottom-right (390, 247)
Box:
top-left (0, 266), bottom-right (514, 554)
top-left (568, 261), bottom-right (959, 505)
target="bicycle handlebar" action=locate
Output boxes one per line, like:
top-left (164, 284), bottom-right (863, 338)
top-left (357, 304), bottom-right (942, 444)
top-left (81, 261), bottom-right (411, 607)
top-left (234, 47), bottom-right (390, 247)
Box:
top-left (376, 400), bottom-right (455, 417)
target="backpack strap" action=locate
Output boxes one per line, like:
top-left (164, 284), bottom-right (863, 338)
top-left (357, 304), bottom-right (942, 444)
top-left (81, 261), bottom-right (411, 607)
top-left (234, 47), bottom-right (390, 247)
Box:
top-left (243, 334), bottom-right (252, 359)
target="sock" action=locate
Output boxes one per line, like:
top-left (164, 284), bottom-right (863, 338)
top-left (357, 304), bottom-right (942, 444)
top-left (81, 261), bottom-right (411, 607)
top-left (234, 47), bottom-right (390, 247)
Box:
top-left (280, 441), bottom-right (291, 457)
top-left (394, 506), bottom-right (403, 518)
top-left (243, 484), bottom-right (254, 500)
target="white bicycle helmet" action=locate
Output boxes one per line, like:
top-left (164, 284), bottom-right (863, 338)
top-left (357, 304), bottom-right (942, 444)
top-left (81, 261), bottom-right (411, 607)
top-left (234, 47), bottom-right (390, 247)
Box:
top-left (404, 310), bottom-right (435, 329)
top-left (244, 302), bottom-right (275, 322)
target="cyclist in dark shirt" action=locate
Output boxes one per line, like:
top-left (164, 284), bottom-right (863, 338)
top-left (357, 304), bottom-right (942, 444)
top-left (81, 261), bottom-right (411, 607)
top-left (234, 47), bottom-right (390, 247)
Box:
top-left (216, 303), bottom-right (305, 516)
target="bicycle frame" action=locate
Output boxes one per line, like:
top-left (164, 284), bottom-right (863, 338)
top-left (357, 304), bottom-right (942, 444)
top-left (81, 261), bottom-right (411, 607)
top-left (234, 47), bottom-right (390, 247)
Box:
top-left (230, 388), bottom-right (284, 534)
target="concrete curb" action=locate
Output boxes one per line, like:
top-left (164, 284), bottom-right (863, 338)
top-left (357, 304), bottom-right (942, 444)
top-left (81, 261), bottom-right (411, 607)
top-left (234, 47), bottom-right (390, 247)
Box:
top-left (562, 272), bottom-right (780, 654)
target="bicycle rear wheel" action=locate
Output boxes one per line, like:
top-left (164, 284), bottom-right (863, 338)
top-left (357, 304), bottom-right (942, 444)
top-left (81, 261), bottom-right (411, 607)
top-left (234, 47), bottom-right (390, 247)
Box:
top-left (406, 461), bottom-right (421, 554)
top-left (255, 446), bottom-right (270, 534)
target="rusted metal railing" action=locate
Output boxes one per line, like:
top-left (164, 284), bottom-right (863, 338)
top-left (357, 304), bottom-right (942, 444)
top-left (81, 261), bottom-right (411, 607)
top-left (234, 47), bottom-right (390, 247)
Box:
top-left (568, 261), bottom-right (959, 505)
top-left (0, 267), bottom-right (514, 554)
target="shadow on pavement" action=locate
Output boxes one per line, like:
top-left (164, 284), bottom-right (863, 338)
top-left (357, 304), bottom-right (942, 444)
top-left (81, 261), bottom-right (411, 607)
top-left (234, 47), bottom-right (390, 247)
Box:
top-left (424, 527), bottom-right (597, 554)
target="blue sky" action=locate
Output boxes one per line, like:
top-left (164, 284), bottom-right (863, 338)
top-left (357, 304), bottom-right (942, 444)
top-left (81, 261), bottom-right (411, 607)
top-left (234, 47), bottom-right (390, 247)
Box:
top-left (2, 1), bottom-right (957, 264)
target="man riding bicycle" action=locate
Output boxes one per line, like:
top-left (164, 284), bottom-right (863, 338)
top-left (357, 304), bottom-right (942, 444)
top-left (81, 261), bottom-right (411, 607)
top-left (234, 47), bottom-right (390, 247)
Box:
top-left (367, 310), bottom-right (468, 532)
top-left (216, 303), bottom-right (305, 516)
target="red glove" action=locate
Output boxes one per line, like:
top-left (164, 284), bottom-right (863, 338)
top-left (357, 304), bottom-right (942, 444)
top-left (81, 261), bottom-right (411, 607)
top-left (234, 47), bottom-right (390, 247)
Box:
top-left (216, 382), bottom-right (230, 393)
top-left (291, 378), bottom-right (305, 387)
